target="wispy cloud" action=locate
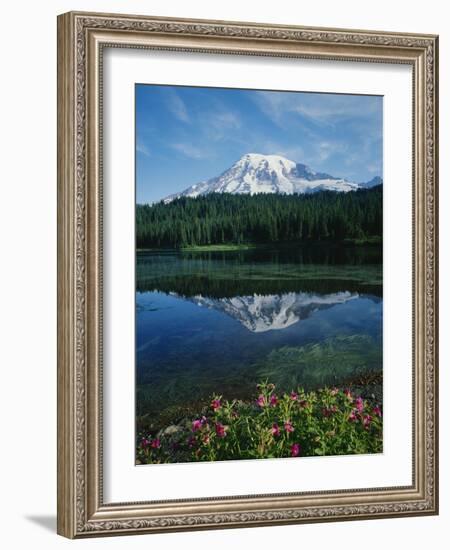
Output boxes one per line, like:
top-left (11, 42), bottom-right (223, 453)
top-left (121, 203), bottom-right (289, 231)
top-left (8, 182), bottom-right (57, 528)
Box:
top-left (201, 107), bottom-right (242, 142)
top-left (315, 140), bottom-right (349, 162)
top-left (166, 98), bottom-right (243, 159)
top-left (211, 111), bottom-right (241, 130)
top-left (252, 92), bottom-right (288, 127)
top-left (271, 144), bottom-right (305, 163)
top-left (170, 142), bottom-right (209, 159)
top-left (247, 139), bottom-right (306, 163)
top-left (166, 90), bottom-right (190, 123)
top-left (136, 141), bottom-right (151, 157)
top-left (294, 96), bottom-right (380, 122)
top-left (253, 90), bottom-right (381, 128)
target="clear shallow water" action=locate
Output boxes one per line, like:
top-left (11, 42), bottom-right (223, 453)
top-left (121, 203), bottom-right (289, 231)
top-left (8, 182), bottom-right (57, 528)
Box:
top-left (136, 246), bottom-right (382, 427)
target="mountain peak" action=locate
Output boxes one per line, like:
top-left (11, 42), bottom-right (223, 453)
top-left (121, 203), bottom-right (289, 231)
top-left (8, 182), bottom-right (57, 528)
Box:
top-left (163, 153), bottom-right (377, 203)
top-left (238, 152), bottom-right (295, 165)
top-left (361, 175), bottom-right (383, 188)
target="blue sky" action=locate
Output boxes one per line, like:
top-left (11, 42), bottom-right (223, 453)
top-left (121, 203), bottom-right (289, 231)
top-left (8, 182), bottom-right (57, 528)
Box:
top-left (136, 84), bottom-right (383, 204)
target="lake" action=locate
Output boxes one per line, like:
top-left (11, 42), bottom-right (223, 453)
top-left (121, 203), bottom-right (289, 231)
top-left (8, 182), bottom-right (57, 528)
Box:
top-left (136, 245), bottom-right (382, 431)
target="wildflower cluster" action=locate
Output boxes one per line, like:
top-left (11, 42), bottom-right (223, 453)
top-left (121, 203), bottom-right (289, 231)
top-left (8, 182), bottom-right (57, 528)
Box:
top-left (136, 382), bottom-right (382, 464)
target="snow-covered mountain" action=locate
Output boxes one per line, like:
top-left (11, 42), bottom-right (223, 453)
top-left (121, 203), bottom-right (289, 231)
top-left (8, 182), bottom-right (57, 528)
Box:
top-left (180, 291), bottom-right (359, 333)
top-left (163, 153), bottom-right (380, 203)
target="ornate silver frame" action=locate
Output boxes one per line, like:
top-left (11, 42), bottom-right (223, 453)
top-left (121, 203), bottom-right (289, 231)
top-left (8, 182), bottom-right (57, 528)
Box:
top-left (57, 11), bottom-right (439, 538)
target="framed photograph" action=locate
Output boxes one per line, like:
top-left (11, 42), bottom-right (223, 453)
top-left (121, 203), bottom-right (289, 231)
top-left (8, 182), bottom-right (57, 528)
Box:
top-left (57, 11), bottom-right (439, 538)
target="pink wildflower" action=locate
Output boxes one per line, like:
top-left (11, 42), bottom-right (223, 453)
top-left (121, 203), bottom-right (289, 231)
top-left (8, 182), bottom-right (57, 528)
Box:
top-left (355, 396), bottom-right (364, 412)
top-left (141, 438), bottom-right (151, 449)
top-left (256, 394), bottom-right (266, 407)
top-left (373, 405), bottom-right (382, 417)
top-left (290, 391), bottom-right (298, 401)
top-left (192, 419), bottom-right (203, 432)
top-left (284, 421), bottom-right (294, 433)
top-left (215, 422), bottom-right (228, 438)
top-left (211, 398), bottom-right (221, 411)
top-left (348, 410), bottom-right (358, 422)
top-left (203, 434), bottom-right (210, 445)
top-left (291, 443), bottom-right (301, 457)
top-left (271, 423), bottom-right (280, 437)
top-left (344, 388), bottom-right (352, 400)
top-left (151, 438), bottom-right (161, 449)
top-left (269, 394), bottom-right (278, 407)
top-left (362, 414), bottom-right (373, 429)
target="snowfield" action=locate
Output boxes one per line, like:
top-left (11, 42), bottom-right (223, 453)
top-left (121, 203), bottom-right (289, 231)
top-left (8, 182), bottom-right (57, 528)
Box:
top-left (162, 153), bottom-right (375, 203)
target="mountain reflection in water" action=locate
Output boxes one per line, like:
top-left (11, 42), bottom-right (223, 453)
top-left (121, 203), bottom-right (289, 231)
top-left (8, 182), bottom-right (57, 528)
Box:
top-left (135, 247), bottom-right (383, 425)
top-left (180, 291), bottom-right (360, 333)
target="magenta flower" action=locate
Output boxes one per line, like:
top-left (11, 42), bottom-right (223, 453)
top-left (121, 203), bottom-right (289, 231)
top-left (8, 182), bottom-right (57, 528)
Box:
top-left (203, 434), bottom-right (210, 445)
top-left (211, 398), bottom-right (221, 411)
top-left (215, 422), bottom-right (227, 438)
top-left (290, 391), bottom-right (298, 401)
top-left (291, 443), bottom-right (301, 457)
top-left (269, 394), bottom-right (278, 407)
top-left (141, 438), bottom-right (151, 449)
top-left (151, 438), bottom-right (161, 449)
top-left (344, 388), bottom-right (352, 400)
top-left (284, 421), bottom-right (294, 433)
top-left (271, 423), bottom-right (280, 437)
top-left (373, 405), bottom-right (382, 417)
top-left (348, 410), bottom-right (358, 422)
top-left (192, 419), bottom-right (203, 432)
top-left (256, 394), bottom-right (266, 407)
top-left (362, 414), bottom-right (373, 429)
top-left (355, 396), bottom-right (364, 412)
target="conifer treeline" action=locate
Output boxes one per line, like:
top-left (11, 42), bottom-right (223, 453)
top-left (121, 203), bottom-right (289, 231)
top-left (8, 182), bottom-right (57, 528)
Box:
top-left (136, 186), bottom-right (382, 248)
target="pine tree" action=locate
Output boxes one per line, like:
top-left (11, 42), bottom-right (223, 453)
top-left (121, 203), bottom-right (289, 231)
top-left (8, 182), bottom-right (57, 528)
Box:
top-left (135, 186), bottom-right (382, 248)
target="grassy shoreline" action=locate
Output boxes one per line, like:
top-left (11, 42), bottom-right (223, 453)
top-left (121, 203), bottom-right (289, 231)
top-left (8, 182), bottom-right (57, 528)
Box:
top-left (136, 381), bottom-right (383, 464)
top-left (137, 236), bottom-right (382, 253)
top-left (181, 243), bottom-right (258, 252)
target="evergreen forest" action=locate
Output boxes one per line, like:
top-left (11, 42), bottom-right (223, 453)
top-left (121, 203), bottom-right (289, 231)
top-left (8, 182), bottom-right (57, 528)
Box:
top-left (136, 186), bottom-right (382, 249)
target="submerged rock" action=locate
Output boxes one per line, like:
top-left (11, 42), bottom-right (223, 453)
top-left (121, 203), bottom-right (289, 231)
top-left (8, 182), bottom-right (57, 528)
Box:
top-left (158, 424), bottom-right (184, 438)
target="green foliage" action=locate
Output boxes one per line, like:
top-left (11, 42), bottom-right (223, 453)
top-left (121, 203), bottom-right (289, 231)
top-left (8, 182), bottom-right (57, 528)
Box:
top-left (136, 382), bottom-right (382, 464)
top-left (136, 186), bottom-right (382, 248)
top-left (135, 333), bottom-right (382, 428)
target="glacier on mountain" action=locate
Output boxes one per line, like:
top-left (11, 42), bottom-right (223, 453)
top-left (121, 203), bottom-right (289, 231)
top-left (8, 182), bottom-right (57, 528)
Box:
top-left (163, 153), bottom-right (379, 203)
